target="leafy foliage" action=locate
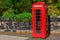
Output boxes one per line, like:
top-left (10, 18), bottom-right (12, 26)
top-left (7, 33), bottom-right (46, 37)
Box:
top-left (0, 0), bottom-right (60, 21)
top-left (2, 10), bottom-right (15, 20)
top-left (14, 12), bottom-right (31, 22)
top-left (48, 5), bottom-right (59, 17)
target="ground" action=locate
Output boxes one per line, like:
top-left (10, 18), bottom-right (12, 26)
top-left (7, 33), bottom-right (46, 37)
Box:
top-left (0, 33), bottom-right (60, 40)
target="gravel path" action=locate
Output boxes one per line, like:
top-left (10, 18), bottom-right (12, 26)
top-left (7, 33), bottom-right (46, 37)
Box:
top-left (0, 32), bottom-right (60, 40)
top-left (0, 35), bottom-right (28, 40)
top-left (29, 34), bottom-right (60, 40)
top-left (0, 34), bottom-right (60, 40)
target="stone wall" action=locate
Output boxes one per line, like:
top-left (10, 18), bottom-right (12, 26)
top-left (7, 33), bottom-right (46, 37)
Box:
top-left (0, 20), bottom-right (31, 32)
top-left (0, 17), bottom-right (60, 32)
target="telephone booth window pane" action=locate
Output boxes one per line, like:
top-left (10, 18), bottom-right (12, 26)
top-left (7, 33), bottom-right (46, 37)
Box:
top-left (36, 21), bottom-right (41, 24)
top-left (36, 19), bottom-right (40, 21)
top-left (36, 19), bottom-right (41, 24)
top-left (36, 15), bottom-right (40, 18)
top-left (36, 10), bottom-right (41, 15)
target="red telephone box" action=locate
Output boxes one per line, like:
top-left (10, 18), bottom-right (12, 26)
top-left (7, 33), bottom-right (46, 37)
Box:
top-left (32, 2), bottom-right (49, 38)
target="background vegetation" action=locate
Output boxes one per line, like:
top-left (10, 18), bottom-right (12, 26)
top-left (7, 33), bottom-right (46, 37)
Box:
top-left (0, 0), bottom-right (60, 21)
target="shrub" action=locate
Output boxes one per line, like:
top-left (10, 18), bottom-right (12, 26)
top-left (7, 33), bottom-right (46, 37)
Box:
top-left (2, 11), bottom-right (15, 20)
top-left (14, 12), bottom-right (32, 22)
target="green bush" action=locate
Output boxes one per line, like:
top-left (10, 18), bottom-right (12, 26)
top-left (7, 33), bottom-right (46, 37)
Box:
top-left (14, 12), bottom-right (32, 22)
top-left (2, 11), bottom-right (15, 20)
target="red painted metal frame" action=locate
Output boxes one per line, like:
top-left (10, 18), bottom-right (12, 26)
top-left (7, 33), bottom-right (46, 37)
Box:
top-left (32, 2), bottom-right (48, 38)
